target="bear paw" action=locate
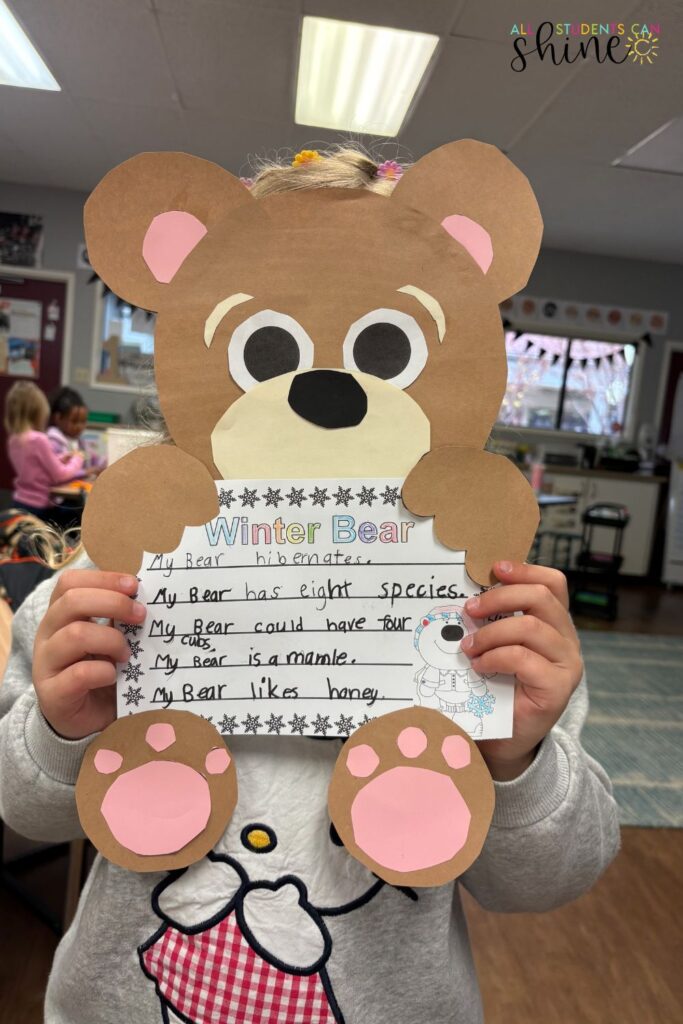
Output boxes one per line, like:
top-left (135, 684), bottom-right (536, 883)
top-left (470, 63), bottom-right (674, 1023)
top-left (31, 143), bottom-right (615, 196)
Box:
top-left (76, 710), bottom-right (237, 872)
top-left (328, 707), bottom-right (494, 887)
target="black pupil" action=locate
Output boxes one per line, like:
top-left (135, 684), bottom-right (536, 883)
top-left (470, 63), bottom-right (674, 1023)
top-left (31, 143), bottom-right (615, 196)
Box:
top-left (441, 625), bottom-right (464, 642)
top-left (352, 322), bottom-right (411, 380)
top-left (243, 326), bottom-right (300, 382)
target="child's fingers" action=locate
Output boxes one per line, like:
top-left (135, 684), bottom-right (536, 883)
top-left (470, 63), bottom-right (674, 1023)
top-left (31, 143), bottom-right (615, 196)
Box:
top-left (41, 621), bottom-right (131, 675)
top-left (41, 588), bottom-right (145, 638)
top-left (465, 584), bottom-right (574, 640)
top-left (469, 644), bottom-right (564, 695)
top-left (463, 615), bottom-right (577, 666)
top-left (50, 569), bottom-right (138, 605)
top-left (50, 659), bottom-right (118, 703)
top-left (492, 561), bottom-right (569, 609)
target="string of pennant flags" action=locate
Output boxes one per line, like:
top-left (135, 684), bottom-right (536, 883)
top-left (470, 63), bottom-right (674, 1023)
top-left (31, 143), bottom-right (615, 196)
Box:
top-left (502, 326), bottom-right (643, 370)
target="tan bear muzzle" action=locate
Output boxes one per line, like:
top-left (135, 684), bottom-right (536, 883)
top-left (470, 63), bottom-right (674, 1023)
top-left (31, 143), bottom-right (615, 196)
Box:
top-left (211, 369), bottom-right (430, 479)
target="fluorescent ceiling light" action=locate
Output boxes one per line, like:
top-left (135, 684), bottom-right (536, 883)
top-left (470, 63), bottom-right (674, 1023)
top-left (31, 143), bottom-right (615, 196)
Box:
top-left (0, 0), bottom-right (60, 91)
top-left (613, 119), bottom-right (683, 175)
top-left (295, 16), bottom-right (438, 136)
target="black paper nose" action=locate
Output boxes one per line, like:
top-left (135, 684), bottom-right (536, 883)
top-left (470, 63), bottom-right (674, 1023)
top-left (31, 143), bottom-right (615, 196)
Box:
top-left (288, 370), bottom-right (367, 429)
top-left (441, 625), bottom-right (464, 642)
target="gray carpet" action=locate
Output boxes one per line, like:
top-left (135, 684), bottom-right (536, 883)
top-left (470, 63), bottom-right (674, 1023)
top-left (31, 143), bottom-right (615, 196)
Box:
top-left (580, 631), bottom-right (683, 828)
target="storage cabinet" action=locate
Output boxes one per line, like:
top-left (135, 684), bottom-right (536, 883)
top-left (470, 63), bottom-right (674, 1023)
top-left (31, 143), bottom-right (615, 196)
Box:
top-left (540, 470), bottom-right (662, 576)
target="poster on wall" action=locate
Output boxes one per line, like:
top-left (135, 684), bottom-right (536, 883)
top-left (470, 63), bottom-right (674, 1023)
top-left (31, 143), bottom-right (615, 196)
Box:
top-left (0, 212), bottom-right (44, 268)
top-left (0, 298), bottom-right (42, 378)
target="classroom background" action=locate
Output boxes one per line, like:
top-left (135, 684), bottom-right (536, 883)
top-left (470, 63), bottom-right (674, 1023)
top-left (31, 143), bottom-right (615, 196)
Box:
top-left (0, 1), bottom-right (681, 1021)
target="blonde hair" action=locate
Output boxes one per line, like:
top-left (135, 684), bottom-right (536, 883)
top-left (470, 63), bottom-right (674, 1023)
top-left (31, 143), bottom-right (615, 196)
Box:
top-left (248, 144), bottom-right (406, 199)
top-left (4, 381), bottom-right (49, 435)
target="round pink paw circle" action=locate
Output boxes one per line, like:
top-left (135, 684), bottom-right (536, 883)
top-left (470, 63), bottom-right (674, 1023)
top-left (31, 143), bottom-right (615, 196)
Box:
top-left (96, 724), bottom-right (230, 856)
top-left (347, 727), bottom-right (472, 872)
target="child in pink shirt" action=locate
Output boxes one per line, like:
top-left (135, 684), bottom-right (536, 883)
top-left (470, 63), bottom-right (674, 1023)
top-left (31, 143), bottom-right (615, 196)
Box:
top-left (5, 381), bottom-right (84, 528)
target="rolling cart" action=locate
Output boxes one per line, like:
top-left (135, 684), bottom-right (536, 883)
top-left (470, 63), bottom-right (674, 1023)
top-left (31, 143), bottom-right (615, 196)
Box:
top-left (571, 503), bottom-right (630, 621)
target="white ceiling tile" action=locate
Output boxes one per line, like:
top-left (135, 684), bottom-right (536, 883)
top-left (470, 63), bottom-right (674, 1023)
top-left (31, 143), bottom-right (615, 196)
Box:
top-left (302, 0), bottom-right (465, 34)
top-left (75, 98), bottom-right (190, 160)
top-left (510, 37), bottom-right (683, 161)
top-left (398, 35), bottom-right (579, 155)
top-left (514, 153), bottom-right (683, 263)
top-left (156, 4), bottom-right (299, 119)
top-left (452, 0), bottom-right (644, 42)
top-left (9, 0), bottom-right (178, 107)
top-left (154, 0), bottom-right (302, 12)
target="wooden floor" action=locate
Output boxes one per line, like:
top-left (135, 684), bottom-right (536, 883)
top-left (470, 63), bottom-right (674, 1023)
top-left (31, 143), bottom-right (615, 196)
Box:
top-left (1, 581), bottom-right (681, 1022)
top-left (465, 827), bottom-right (683, 1023)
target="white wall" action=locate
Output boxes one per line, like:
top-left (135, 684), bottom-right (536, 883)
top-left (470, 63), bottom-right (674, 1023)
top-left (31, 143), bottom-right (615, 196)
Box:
top-left (1, 179), bottom-right (681, 429)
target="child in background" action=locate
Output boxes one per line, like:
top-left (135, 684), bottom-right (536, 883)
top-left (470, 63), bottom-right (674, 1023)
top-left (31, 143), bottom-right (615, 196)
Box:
top-left (4, 381), bottom-right (84, 528)
top-left (48, 386), bottom-right (105, 472)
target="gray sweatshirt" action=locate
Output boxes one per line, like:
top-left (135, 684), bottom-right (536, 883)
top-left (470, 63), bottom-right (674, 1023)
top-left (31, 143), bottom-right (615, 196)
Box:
top-left (0, 575), bottom-right (620, 1024)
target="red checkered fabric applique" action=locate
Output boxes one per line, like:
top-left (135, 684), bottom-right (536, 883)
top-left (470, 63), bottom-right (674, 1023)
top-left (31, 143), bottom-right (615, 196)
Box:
top-left (142, 912), bottom-right (337, 1023)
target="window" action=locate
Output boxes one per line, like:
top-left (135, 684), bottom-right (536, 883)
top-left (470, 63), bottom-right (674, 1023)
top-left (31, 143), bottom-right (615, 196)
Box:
top-left (92, 292), bottom-right (156, 391)
top-left (498, 332), bottom-right (637, 436)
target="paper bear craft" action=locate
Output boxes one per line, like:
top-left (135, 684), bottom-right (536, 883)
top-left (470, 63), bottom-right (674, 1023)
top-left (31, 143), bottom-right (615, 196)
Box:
top-left (77, 140), bottom-right (542, 885)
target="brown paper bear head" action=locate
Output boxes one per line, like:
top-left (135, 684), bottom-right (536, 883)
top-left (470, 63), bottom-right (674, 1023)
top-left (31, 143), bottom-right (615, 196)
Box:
top-left (85, 142), bottom-right (542, 480)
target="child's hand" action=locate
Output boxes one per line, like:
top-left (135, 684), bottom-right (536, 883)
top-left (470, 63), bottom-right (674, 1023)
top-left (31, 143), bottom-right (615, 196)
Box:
top-left (462, 562), bottom-right (583, 781)
top-left (33, 570), bottom-right (144, 740)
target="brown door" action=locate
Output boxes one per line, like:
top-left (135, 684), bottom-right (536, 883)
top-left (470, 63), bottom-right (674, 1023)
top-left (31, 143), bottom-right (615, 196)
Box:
top-left (0, 272), bottom-right (68, 492)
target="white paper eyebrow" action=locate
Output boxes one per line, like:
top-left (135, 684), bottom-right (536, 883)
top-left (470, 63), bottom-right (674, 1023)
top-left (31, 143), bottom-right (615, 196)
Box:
top-left (397, 285), bottom-right (445, 343)
top-left (204, 293), bottom-right (254, 347)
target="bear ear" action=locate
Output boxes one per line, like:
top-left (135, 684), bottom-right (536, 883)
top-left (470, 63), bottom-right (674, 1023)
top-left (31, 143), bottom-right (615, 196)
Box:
top-left (391, 140), bottom-right (542, 303)
top-left (84, 152), bottom-right (253, 312)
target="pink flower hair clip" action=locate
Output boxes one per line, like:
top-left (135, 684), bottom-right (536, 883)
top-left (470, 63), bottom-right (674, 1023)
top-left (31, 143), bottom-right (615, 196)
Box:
top-left (376, 160), bottom-right (403, 181)
top-left (239, 177), bottom-right (254, 190)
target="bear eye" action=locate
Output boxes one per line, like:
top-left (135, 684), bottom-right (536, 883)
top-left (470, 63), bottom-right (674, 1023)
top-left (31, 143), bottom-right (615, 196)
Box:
top-left (342, 309), bottom-right (428, 390)
top-left (228, 310), bottom-right (314, 391)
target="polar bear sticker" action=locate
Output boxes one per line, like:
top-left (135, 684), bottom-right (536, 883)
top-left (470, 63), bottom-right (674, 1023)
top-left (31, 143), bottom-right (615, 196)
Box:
top-left (414, 606), bottom-right (496, 739)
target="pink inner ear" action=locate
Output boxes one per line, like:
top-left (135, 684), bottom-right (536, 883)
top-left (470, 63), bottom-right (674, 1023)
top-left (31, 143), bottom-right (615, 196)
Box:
top-left (142, 210), bottom-right (207, 284)
top-left (441, 214), bottom-right (493, 274)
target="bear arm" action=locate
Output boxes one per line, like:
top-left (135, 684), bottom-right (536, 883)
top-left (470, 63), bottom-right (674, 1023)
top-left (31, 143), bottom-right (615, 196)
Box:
top-left (82, 444), bottom-right (219, 574)
top-left (156, 857), bottom-right (243, 928)
top-left (402, 447), bottom-right (539, 586)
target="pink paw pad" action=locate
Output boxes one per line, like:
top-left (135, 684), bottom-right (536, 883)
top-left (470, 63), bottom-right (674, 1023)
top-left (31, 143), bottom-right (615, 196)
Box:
top-left (346, 725), bottom-right (475, 872)
top-left (442, 735), bottom-right (471, 769)
top-left (100, 761), bottom-right (211, 857)
top-left (94, 749), bottom-right (123, 774)
top-left (346, 744), bottom-right (379, 778)
top-left (146, 722), bottom-right (176, 751)
top-left (205, 747), bottom-right (231, 774)
top-left (397, 726), bottom-right (427, 758)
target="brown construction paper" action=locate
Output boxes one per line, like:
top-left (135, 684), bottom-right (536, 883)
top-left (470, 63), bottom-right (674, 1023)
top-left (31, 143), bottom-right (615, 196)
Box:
top-left (79, 141), bottom-right (542, 879)
top-left (402, 447), bottom-right (540, 586)
top-left (392, 139), bottom-right (543, 304)
top-left (328, 706), bottom-right (494, 888)
top-left (76, 709), bottom-right (237, 873)
top-left (82, 445), bottom-right (219, 574)
top-left (84, 151), bottom-right (252, 312)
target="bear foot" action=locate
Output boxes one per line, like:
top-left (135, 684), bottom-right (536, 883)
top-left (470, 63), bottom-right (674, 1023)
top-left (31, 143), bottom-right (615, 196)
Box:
top-left (76, 710), bottom-right (237, 872)
top-left (328, 707), bottom-right (494, 887)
